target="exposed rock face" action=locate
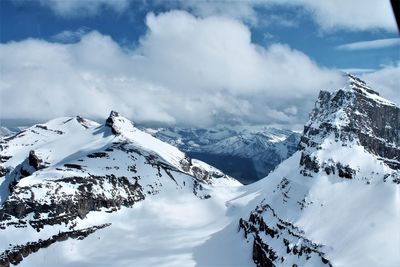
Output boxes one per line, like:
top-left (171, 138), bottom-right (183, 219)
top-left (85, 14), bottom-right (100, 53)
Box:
top-left (239, 202), bottom-right (332, 267)
top-left (0, 173), bottom-right (145, 231)
top-left (299, 74), bottom-right (400, 176)
top-left (75, 115), bottom-right (95, 129)
top-left (27, 150), bottom-right (47, 171)
top-left (105, 110), bottom-right (127, 135)
top-left (179, 155), bottom-right (228, 183)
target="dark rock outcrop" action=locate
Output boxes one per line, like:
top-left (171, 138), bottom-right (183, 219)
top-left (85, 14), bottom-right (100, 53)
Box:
top-left (105, 110), bottom-right (128, 135)
top-left (28, 151), bottom-right (47, 171)
top-left (239, 203), bottom-right (332, 267)
top-left (76, 116), bottom-right (93, 129)
top-left (0, 174), bottom-right (144, 231)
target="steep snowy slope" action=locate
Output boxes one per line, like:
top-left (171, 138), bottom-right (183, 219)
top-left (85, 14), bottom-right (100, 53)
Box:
top-left (146, 126), bottom-right (301, 183)
top-left (235, 74), bottom-right (400, 266)
top-left (0, 111), bottom-right (240, 266)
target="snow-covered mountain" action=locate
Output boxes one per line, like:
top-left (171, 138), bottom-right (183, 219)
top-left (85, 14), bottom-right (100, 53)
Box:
top-left (0, 74), bottom-right (399, 267)
top-left (235, 74), bottom-right (400, 266)
top-left (144, 126), bottom-right (301, 184)
top-left (0, 111), bottom-right (240, 266)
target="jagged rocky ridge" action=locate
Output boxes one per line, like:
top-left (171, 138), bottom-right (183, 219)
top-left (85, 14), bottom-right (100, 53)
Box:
top-left (0, 111), bottom-right (239, 266)
top-left (237, 74), bottom-right (400, 267)
top-left (239, 202), bottom-right (332, 267)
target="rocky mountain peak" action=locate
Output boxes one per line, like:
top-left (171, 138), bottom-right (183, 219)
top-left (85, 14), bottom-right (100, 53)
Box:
top-left (299, 74), bottom-right (399, 179)
top-left (105, 110), bottom-right (134, 136)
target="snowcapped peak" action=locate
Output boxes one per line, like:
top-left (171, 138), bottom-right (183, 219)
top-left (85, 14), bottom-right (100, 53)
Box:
top-left (105, 110), bottom-right (135, 136)
top-left (299, 74), bottom-right (400, 180)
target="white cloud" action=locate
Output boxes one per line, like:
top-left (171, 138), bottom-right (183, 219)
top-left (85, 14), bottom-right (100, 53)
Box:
top-left (37, 0), bottom-right (130, 17)
top-left (167, 0), bottom-right (397, 32)
top-left (294, 0), bottom-right (397, 32)
top-left (173, 0), bottom-right (260, 26)
top-left (16, 0), bottom-right (397, 32)
top-left (50, 27), bottom-right (91, 43)
top-left (336, 38), bottom-right (400, 51)
top-left (1, 11), bottom-right (347, 127)
top-left (340, 68), bottom-right (376, 74)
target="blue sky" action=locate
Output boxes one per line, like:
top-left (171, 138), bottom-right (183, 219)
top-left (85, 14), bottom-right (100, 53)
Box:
top-left (1, 0), bottom-right (398, 69)
top-left (0, 0), bottom-right (399, 128)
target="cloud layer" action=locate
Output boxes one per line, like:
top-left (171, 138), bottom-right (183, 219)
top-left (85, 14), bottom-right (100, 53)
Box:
top-left (0, 11), bottom-right (375, 128)
top-left (290, 0), bottom-right (397, 32)
top-left (336, 38), bottom-right (400, 51)
top-left (37, 0), bottom-right (130, 17)
top-left (33, 0), bottom-right (398, 32)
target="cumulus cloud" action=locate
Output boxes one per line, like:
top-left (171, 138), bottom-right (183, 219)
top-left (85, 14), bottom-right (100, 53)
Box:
top-left (336, 38), bottom-right (400, 51)
top-left (1, 11), bottom-right (346, 127)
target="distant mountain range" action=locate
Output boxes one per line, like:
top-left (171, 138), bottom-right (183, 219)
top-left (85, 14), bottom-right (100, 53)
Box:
top-left (1, 74), bottom-right (399, 266)
top-left (143, 126), bottom-right (301, 184)
top-left (0, 127), bottom-right (26, 138)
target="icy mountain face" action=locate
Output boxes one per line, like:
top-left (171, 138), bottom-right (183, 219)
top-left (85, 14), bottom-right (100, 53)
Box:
top-left (236, 75), bottom-right (400, 267)
top-left (146, 126), bottom-right (301, 183)
top-left (0, 111), bottom-right (239, 266)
